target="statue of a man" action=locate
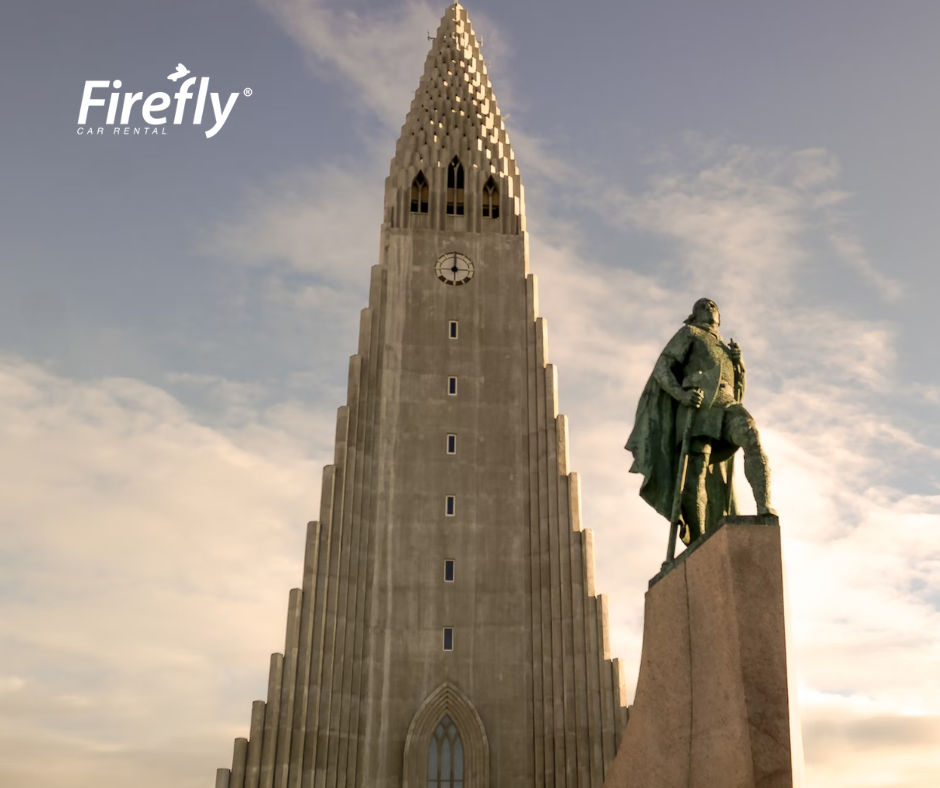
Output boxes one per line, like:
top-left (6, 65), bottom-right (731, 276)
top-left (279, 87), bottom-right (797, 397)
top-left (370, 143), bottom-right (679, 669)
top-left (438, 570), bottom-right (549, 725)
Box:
top-left (625, 298), bottom-right (776, 545)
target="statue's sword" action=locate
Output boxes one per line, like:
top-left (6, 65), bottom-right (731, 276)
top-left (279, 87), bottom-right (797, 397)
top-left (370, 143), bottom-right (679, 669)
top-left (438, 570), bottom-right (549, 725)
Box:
top-left (665, 405), bottom-right (696, 566)
top-left (729, 338), bottom-right (744, 403)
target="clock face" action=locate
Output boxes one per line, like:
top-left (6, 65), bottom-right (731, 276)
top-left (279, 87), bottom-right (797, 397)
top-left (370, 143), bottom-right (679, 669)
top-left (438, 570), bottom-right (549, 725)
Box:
top-left (435, 252), bottom-right (474, 286)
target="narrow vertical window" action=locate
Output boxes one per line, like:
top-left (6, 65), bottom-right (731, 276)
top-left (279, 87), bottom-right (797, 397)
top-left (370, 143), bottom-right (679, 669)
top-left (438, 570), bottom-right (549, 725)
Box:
top-left (444, 560), bottom-right (455, 582)
top-left (446, 157), bottom-right (464, 215)
top-left (443, 628), bottom-right (454, 651)
top-left (445, 495), bottom-right (455, 516)
top-left (482, 176), bottom-right (500, 219)
top-left (411, 171), bottom-right (429, 214)
top-left (447, 377), bottom-right (457, 395)
top-left (446, 434), bottom-right (456, 454)
top-left (449, 320), bottom-right (458, 339)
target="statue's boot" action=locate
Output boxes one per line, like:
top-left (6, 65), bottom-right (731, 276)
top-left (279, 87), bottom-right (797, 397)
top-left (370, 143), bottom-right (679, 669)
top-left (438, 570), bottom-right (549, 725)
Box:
top-left (744, 447), bottom-right (778, 517)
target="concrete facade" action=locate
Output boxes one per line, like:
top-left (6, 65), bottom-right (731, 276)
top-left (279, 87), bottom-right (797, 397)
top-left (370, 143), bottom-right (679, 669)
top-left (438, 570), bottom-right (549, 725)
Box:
top-left (215, 5), bottom-right (627, 788)
top-left (603, 519), bottom-right (799, 788)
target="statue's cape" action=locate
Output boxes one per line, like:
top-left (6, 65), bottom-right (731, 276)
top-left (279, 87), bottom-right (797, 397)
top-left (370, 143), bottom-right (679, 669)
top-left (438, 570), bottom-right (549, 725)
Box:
top-left (625, 375), bottom-right (738, 528)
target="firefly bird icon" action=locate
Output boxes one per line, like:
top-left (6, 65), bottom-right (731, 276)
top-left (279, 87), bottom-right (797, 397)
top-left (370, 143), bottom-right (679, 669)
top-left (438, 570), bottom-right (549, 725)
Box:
top-left (167, 63), bottom-right (191, 82)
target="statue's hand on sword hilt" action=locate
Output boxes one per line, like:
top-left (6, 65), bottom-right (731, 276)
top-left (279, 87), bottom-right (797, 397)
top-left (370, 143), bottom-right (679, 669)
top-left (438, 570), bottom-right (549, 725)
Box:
top-left (681, 388), bottom-right (704, 408)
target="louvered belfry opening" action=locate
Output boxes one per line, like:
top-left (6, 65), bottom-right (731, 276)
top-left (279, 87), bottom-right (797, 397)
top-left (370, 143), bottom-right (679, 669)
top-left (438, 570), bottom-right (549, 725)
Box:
top-left (481, 177), bottom-right (499, 219)
top-left (446, 157), bottom-right (464, 215)
top-left (411, 171), bottom-right (429, 213)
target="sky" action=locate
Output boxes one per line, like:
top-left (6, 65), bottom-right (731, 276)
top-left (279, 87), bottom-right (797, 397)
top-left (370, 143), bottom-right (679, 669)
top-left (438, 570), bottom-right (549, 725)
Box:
top-left (1, 0), bottom-right (939, 785)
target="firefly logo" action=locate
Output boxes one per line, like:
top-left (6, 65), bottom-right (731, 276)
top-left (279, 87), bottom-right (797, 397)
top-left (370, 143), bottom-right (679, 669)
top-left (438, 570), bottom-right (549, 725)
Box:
top-left (77, 66), bottom-right (247, 138)
top-left (167, 63), bottom-right (191, 82)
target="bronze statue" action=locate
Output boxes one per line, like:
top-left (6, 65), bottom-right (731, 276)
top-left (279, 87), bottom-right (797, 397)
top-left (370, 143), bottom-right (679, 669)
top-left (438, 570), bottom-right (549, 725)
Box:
top-left (626, 298), bottom-right (775, 553)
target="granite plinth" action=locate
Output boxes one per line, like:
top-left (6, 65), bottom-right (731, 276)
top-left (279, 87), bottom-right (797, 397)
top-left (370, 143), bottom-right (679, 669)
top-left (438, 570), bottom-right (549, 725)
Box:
top-left (605, 518), bottom-right (799, 788)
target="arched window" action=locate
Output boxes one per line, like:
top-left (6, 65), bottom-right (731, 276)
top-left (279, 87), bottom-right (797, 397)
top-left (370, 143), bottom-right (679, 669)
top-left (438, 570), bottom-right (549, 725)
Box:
top-left (446, 157), bottom-right (464, 216)
top-left (481, 177), bottom-right (499, 219)
top-left (411, 172), bottom-right (429, 214)
top-left (402, 682), bottom-right (487, 788)
top-left (427, 715), bottom-right (464, 788)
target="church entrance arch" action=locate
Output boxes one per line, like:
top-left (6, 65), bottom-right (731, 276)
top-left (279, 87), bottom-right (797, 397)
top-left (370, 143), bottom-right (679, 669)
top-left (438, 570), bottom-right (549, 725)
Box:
top-left (402, 682), bottom-right (489, 788)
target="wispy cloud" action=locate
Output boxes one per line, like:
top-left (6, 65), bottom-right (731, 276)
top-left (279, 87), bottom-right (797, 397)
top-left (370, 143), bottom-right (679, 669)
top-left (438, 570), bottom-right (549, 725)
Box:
top-left (515, 131), bottom-right (905, 307)
top-left (255, 0), bottom-right (514, 132)
top-left (196, 161), bottom-right (382, 368)
top-left (828, 229), bottom-right (905, 301)
top-left (199, 164), bottom-right (382, 286)
top-left (257, 0), bottom-right (442, 128)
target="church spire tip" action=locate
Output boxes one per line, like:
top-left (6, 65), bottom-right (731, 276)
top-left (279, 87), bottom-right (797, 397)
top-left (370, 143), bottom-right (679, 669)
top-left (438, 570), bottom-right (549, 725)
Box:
top-left (384, 1), bottom-right (523, 232)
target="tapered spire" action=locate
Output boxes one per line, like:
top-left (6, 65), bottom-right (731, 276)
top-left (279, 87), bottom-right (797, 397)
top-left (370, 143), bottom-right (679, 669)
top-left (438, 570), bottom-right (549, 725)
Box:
top-left (384, 3), bottom-right (524, 233)
top-left (214, 8), bottom-right (630, 786)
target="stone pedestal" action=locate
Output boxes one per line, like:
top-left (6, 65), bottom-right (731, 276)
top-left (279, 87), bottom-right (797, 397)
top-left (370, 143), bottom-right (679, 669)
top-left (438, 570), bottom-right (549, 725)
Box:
top-left (604, 517), bottom-right (801, 788)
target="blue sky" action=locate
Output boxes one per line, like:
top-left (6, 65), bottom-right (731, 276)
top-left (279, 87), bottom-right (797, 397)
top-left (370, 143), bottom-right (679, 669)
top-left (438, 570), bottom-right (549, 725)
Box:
top-left (1, 1), bottom-right (939, 786)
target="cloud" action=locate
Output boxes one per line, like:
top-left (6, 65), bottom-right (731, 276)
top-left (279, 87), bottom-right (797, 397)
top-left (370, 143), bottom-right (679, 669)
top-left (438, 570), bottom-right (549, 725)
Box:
top-left (254, 0), bottom-right (515, 137)
top-left (199, 164), bottom-right (382, 286)
top-left (828, 227), bottom-right (906, 302)
top-left (256, 0), bottom-right (443, 128)
top-left (196, 161), bottom-right (382, 375)
top-left (0, 355), bottom-right (331, 788)
top-left (801, 705), bottom-right (940, 788)
top-left (514, 131), bottom-right (905, 309)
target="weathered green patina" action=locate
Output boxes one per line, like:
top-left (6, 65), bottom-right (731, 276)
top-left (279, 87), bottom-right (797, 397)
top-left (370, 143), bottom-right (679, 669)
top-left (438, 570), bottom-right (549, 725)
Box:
top-left (626, 299), bottom-right (775, 548)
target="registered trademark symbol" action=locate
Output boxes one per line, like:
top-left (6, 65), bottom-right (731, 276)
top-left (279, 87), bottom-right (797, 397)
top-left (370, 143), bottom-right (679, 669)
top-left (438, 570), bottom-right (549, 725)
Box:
top-left (244, 88), bottom-right (253, 97)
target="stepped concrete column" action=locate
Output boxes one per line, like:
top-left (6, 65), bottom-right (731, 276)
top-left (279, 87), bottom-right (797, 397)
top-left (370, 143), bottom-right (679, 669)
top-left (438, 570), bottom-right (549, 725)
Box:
top-left (605, 517), bottom-right (803, 788)
top-left (230, 738), bottom-right (249, 788)
top-left (246, 700), bottom-right (266, 788)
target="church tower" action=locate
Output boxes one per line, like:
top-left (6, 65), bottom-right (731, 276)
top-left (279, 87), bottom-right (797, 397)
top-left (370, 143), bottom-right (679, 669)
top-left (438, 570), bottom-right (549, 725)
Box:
top-left (215, 5), bottom-right (628, 788)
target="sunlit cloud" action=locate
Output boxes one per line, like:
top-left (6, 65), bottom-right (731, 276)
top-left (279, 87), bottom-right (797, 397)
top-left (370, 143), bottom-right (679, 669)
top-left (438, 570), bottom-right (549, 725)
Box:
top-left (0, 355), bottom-right (329, 788)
